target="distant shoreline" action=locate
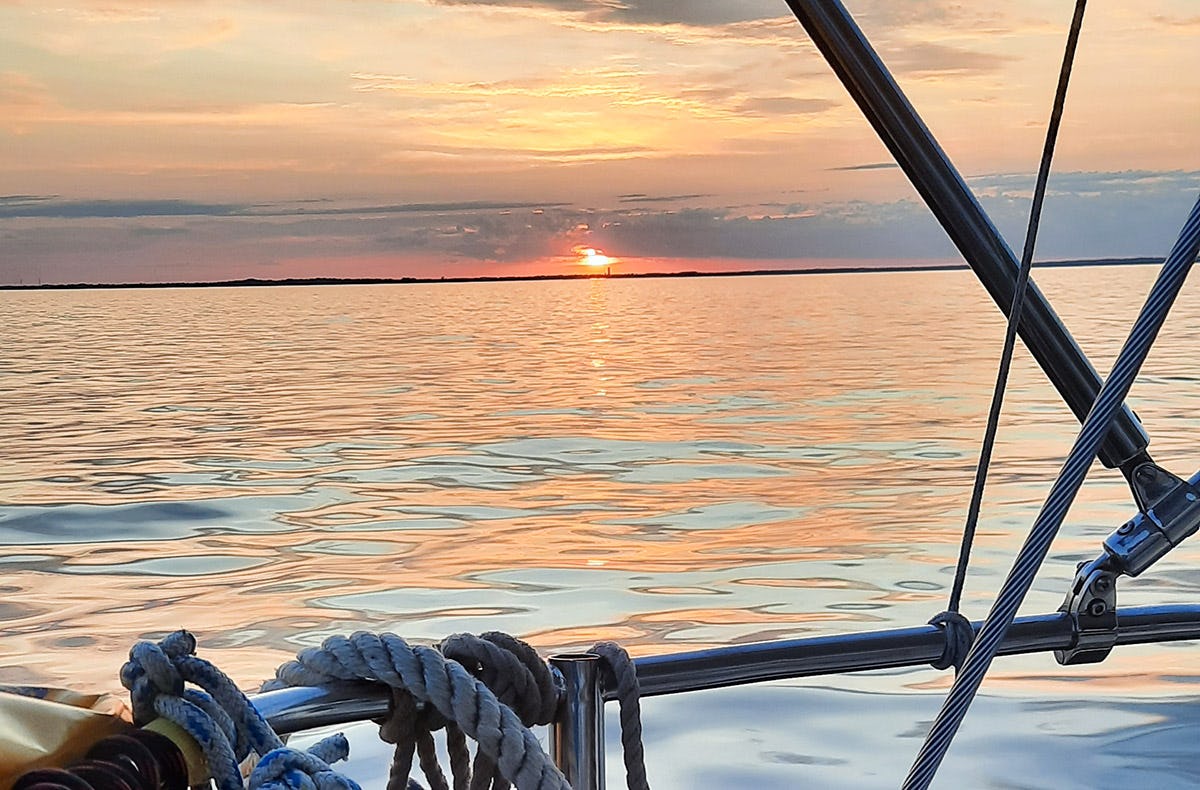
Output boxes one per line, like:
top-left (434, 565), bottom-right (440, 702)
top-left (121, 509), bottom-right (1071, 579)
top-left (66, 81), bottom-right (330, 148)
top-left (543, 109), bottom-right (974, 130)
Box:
top-left (0, 256), bottom-right (1161, 291)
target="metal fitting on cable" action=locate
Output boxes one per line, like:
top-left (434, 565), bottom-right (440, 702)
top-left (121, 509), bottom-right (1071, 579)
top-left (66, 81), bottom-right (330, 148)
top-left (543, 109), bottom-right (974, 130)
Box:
top-left (1056, 555), bottom-right (1118, 666)
top-left (1057, 469), bottom-right (1200, 665)
top-left (1104, 468), bottom-right (1200, 577)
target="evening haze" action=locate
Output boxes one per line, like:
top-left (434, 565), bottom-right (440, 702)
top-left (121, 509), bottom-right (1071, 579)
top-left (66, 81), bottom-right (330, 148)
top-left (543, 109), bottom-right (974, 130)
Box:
top-left (1, 0), bottom-right (1197, 285)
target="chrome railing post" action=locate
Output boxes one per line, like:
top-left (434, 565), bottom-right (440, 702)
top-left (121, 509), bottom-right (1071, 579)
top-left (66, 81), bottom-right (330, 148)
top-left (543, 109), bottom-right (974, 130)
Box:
top-left (549, 653), bottom-right (605, 790)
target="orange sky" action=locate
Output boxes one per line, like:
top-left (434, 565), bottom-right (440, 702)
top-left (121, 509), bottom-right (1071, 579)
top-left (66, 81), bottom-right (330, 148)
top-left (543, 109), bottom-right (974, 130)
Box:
top-left (1, 0), bottom-right (1198, 284)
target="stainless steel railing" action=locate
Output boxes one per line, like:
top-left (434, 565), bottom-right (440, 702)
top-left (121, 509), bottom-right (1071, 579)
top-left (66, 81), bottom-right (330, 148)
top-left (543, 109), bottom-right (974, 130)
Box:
top-left (252, 604), bottom-right (1200, 789)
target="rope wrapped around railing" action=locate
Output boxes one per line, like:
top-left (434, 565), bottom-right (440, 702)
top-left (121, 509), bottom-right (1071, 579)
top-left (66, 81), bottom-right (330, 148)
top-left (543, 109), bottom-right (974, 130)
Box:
top-left (589, 642), bottom-right (648, 790)
top-left (263, 631), bottom-right (571, 790)
top-left (926, 612), bottom-right (973, 673)
top-left (439, 631), bottom-right (560, 790)
top-left (104, 629), bottom-right (651, 790)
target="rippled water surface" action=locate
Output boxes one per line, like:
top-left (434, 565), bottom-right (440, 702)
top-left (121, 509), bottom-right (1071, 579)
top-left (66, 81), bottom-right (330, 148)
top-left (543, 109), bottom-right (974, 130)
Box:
top-left (6, 267), bottom-right (1200, 787)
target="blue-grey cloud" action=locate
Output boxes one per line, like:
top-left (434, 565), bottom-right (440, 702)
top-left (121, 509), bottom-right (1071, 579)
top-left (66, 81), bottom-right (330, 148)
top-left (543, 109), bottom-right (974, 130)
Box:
top-left (427, 0), bottom-right (998, 48)
top-left (965, 170), bottom-right (1200, 260)
top-left (598, 0), bottom-right (785, 26)
top-left (967, 169), bottom-right (1200, 197)
top-left (589, 202), bottom-right (957, 260)
top-left (618, 193), bottom-right (712, 204)
top-left (829, 162), bottom-right (900, 172)
top-left (0, 199), bottom-right (249, 219)
top-left (0, 194), bottom-right (58, 203)
top-left (0, 198), bottom-right (571, 220)
top-left (588, 171), bottom-right (1199, 262)
top-left (430, 0), bottom-right (785, 27)
top-left (3, 170), bottom-right (1197, 285)
top-left (371, 206), bottom-right (588, 261)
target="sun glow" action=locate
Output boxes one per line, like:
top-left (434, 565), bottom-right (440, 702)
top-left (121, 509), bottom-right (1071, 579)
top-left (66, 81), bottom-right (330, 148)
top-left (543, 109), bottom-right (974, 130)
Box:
top-left (577, 247), bottom-right (613, 267)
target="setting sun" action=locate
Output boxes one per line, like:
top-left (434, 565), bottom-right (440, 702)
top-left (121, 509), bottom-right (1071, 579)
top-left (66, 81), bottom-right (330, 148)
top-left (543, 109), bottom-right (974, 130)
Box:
top-left (578, 247), bottom-right (613, 268)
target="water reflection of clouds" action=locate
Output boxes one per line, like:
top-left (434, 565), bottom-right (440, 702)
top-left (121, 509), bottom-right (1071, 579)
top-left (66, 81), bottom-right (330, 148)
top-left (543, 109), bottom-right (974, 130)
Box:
top-left (603, 501), bottom-right (808, 532)
top-left (0, 495), bottom-right (316, 544)
top-left (5, 270), bottom-right (1200, 717)
top-left (309, 562), bottom-right (945, 650)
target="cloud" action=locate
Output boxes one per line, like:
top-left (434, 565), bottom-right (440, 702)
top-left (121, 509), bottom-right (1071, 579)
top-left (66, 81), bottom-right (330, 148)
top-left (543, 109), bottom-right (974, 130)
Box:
top-left (880, 41), bottom-right (1014, 78)
top-left (0, 71), bottom-right (56, 133)
top-left (130, 225), bottom-right (190, 236)
top-left (0, 198), bottom-right (572, 220)
top-left (429, 0), bottom-right (592, 13)
top-left (591, 172), bottom-right (1200, 262)
top-left (585, 202), bottom-right (956, 260)
top-left (0, 194), bottom-right (58, 202)
top-left (828, 163), bottom-right (900, 172)
top-left (0, 198), bottom-right (247, 219)
top-left (592, 0), bottom-right (786, 27)
top-left (618, 193), bottom-right (712, 204)
top-left (12, 4), bottom-right (239, 57)
top-left (386, 142), bottom-right (655, 163)
top-left (342, 60), bottom-right (852, 168)
top-left (964, 170), bottom-right (1200, 258)
top-left (1150, 14), bottom-right (1200, 30)
top-left (429, 0), bottom-right (786, 28)
top-left (849, 0), bottom-right (1018, 35)
top-left (966, 169), bottom-right (1200, 200)
top-left (4, 170), bottom-right (1197, 286)
top-left (736, 96), bottom-right (838, 116)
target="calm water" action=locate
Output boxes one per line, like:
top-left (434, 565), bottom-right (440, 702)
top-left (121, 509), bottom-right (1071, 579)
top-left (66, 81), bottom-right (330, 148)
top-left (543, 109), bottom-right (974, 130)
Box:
top-left (5, 267), bottom-right (1200, 787)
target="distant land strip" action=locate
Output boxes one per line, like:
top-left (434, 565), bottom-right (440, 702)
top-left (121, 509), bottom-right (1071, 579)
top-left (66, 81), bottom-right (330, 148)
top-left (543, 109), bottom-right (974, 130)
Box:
top-left (0, 257), bottom-right (1163, 291)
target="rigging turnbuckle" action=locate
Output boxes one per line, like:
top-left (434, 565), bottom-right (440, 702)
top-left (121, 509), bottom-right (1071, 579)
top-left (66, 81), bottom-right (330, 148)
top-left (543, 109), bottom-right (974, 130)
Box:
top-left (1057, 465), bottom-right (1200, 665)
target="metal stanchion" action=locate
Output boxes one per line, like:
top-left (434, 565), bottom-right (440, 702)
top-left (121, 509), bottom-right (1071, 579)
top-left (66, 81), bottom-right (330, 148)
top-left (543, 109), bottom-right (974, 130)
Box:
top-left (549, 653), bottom-right (605, 790)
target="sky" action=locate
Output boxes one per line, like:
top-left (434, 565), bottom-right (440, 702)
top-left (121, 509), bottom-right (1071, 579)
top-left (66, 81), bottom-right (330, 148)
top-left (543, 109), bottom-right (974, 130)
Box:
top-left (0, 0), bottom-right (1198, 285)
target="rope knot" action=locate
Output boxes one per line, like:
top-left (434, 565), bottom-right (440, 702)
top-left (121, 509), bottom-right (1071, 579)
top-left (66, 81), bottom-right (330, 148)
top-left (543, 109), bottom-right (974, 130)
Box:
top-left (928, 611), bottom-right (974, 672)
top-left (120, 630), bottom-right (304, 790)
top-left (120, 631), bottom-right (197, 721)
top-left (248, 735), bottom-right (360, 790)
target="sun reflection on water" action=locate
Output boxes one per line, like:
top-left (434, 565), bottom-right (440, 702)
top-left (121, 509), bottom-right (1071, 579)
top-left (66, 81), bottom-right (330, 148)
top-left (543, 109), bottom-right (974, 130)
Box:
top-left (3, 267), bottom-right (1200, 730)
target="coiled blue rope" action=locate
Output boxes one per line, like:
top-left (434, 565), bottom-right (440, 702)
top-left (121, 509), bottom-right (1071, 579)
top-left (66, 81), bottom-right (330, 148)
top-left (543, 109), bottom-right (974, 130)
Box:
top-left (250, 736), bottom-right (359, 790)
top-left (121, 630), bottom-right (360, 790)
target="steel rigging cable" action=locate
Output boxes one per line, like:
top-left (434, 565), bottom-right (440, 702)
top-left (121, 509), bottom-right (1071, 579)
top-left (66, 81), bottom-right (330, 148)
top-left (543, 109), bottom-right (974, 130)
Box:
top-left (906, 196), bottom-right (1200, 790)
top-left (906, 125), bottom-right (1200, 790)
top-left (945, 0), bottom-right (1088, 616)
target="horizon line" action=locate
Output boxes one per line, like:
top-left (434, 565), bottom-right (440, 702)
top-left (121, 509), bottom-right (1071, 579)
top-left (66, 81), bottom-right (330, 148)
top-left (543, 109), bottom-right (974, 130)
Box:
top-left (0, 256), bottom-right (1161, 292)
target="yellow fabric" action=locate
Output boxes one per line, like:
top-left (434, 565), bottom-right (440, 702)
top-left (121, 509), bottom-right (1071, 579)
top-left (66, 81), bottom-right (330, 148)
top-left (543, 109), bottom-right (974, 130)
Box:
top-left (0, 686), bottom-right (132, 789)
top-left (144, 718), bottom-right (210, 785)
